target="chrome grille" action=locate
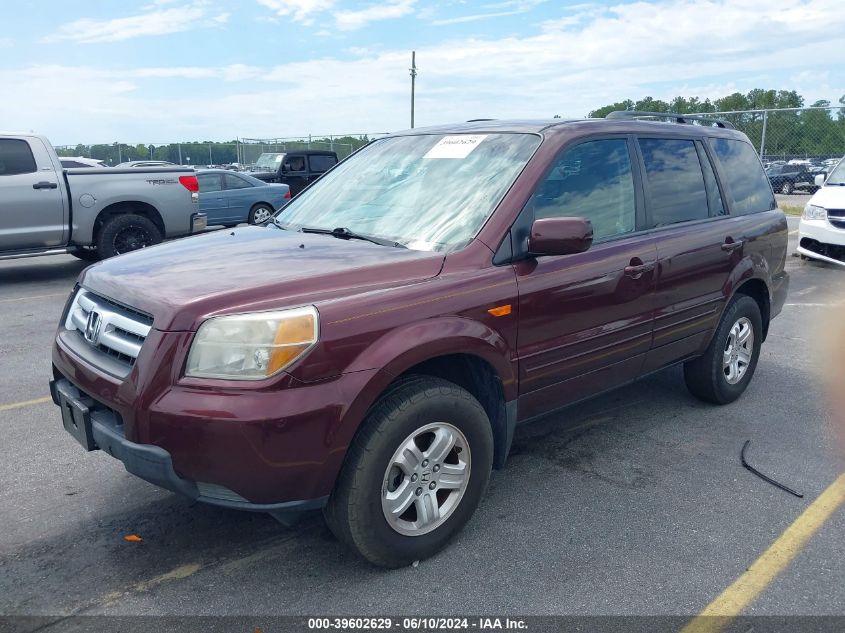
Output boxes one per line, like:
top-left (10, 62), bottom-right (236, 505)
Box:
top-left (827, 209), bottom-right (845, 231)
top-left (64, 289), bottom-right (153, 371)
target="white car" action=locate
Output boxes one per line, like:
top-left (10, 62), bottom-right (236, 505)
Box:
top-left (798, 156), bottom-right (845, 266)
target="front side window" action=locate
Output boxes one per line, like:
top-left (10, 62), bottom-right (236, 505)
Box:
top-left (0, 139), bottom-right (37, 176)
top-left (534, 139), bottom-right (636, 241)
top-left (198, 173), bottom-right (223, 192)
top-left (277, 133), bottom-right (540, 252)
top-left (286, 156), bottom-right (306, 172)
top-left (708, 138), bottom-right (775, 215)
top-left (639, 138), bottom-right (708, 227)
top-left (224, 174), bottom-right (251, 190)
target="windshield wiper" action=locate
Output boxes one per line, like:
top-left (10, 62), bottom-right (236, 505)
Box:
top-left (299, 226), bottom-right (407, 249)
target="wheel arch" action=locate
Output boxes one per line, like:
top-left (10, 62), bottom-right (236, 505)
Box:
top-left (93, 201), bottom-right (165, 242)
top-left (733, 277), bottom-right (771, 341)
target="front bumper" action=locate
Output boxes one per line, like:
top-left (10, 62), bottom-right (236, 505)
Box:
top-left (798, 218), bottom-right (845, 266)
top-left (50, 378), bottom-right (327, 522)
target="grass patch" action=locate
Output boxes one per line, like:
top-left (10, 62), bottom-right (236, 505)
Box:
top-left (781, 205), bottom-right (803, 217)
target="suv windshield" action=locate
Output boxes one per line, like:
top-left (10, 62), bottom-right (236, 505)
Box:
top-left (826, 157), bottom-right (845, 185)
top-left (254, 153), bottom-right (284, 170)
top-left (276, 133), bottom-right (540, 251)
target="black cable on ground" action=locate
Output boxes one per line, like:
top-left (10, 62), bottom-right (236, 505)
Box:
top-left (741, 440), bottom-right (803, 498)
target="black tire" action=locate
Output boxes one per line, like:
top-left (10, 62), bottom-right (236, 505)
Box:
top-left (248, 203), bottom-right (274, 225)
top-left (781, 181), bottom-right (793, 194)
top-left (70, 248), bottom-right (100, 262)
top-left (324, 375), bottom-right (494, 568)
top-left (684, 295), bottom-right (763, 404)
top-left (96, 214), bottom-right (162, 259)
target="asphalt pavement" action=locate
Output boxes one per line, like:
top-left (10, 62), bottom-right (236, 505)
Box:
top-left (1, 216), bottom-right (843, 621)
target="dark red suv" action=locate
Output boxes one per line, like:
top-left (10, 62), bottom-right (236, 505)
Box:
top-left (51, 114), bottom-right (788, 567)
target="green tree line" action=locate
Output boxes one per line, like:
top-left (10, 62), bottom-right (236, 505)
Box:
top-left (55, 136), bottom-right (374, 165)
top-left (586, 90), bottom-right (845, 159)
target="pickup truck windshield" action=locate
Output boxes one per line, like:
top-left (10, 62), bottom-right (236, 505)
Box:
top-left (277, 133), bottom-right (540, 251)
top-left (827, 159), bottom-right (845, 185)
top-left (254, 153), bottom-right (284, 170)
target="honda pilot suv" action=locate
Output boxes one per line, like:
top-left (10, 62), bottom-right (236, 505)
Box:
top-left (51, 113), bottom-right (788, 567)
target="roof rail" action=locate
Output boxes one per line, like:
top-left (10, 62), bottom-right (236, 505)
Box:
top-left (466, 118), bottom-right (496, 122)
top-left (605, 111), bottom-right (735, 129)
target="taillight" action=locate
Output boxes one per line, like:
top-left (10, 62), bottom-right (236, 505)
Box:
top-left (179, 175), bottom-right (199, 193)
top-left (284, 190), bottom-right (292, 199)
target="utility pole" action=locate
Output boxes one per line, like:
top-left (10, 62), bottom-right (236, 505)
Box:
top-left (410, 51), bottom-right (417, 129)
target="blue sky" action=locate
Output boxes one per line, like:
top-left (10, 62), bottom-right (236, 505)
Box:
top-left (1, 0), bottom-right (843, 144)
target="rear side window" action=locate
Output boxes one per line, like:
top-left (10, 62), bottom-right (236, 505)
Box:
top-left (0, 139), bottom-right (37, 176)
top-left (708, 138), bottom-right (775, 215)
top-left (534, 139), bottom-right (636, 241)
top-left (197, 173), bottom-right (223, 192)
top-left (309, 155), bottom-right (337, 173)
top-left (639, 138), bottom-right (708, 227)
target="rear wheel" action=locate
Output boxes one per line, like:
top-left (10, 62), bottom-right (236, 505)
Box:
top-left (96, 214), bottom-right (162, 259)
top-left (248, 203), bottom-right (274, 225)
top-left (684, 295), bottom-right (762, 404)
top-left (324, 376), bottom-right (493, 568)
top-left (781, 181), bottom-right (794, 194)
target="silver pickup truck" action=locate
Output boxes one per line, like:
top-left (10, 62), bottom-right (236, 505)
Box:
top-left (0, 133), bottom-right (207, 261)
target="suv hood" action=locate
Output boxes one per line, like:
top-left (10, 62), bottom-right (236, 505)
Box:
top-left (81, 226), bottom-right (445, 331)
top-left (808, 184), bottom-right (845, 210)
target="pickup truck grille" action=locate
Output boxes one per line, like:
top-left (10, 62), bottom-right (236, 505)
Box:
top-left (827, 210), bottom-right (845, 231)
top-left (64, 289), bottom-right (153, 373)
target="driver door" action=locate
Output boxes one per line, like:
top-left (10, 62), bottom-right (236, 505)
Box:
top-left (515, 137), bottom-right (657, 419)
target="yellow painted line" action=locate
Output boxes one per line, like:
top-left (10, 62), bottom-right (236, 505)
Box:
top-left (681, 472), bottom-right (845, 633)
top-left (0, 292), bottom-right (66, 304)
top-left (0, 396), bottom-right (52, 412)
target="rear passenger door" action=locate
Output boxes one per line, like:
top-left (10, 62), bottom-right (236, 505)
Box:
top-left (636, 136), bottom-right (743, 372)
top-left (515, 137), bottom-right (658, 419)
top-left (222, 173), bottom-right (255, 221)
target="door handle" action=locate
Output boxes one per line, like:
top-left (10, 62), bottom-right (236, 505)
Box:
top-left (33, 181), bottom-right (58, 190)
top-left (721, 239), bottom-right (744, 252)
top-left (623, 261), bottom-right (655, 279)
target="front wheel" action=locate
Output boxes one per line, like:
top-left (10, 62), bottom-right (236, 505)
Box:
top-left (684, 295), bottom-right (762, 404)
top-left (780, 181), bottom-right (794, 194)
top-left (96, 214), bottom-right (162, 258)
top-left (324, 376), bottom-right (493, 568)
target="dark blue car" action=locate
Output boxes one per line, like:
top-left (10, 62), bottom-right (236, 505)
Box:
top-left (197, 169), bottom-right (291, 226)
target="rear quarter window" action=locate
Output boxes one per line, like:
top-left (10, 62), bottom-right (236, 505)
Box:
top-left (0, 139), bottom-right (37, 176)
top-left (708, 138), bottom-right (775, 215)
top-left (308, 155), bottom-right (337, 173)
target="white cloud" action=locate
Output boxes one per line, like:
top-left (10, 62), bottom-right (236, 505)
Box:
top-left (256, 0), bottom-right (335, 24)
top-left (5, 0), bottom-right (844, 143)
top-left (335, 0), bottom-right (416, 30)
top-left (43, 1), bottom-right (229, 43)
top-left (0, 38), bottom-right (12, 48)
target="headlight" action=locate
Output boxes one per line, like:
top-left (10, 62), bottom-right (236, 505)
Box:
top-left (803, 204), bottom-right (827, 221)
top-left (185, 306), bottom-right (318, 380)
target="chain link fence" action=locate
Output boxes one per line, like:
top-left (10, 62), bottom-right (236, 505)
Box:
top-left (54, 133), bottom-right (390, 168)
top-left (689, 106), bottom-right (845, 165)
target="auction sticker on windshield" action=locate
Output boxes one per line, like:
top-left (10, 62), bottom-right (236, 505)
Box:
top-left (424, 135), bottom-right (488, 159)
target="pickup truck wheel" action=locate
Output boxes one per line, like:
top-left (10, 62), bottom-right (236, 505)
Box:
top-left (683, 295), bottom-right (762, 404)
top-left (248, 204), bottom-right (274, 225)
top-left (97, 214), bottom-right (162, 258)
top-left (780, 181), bottom-right (793, 194)
top-left (324, 375), bottom-right (493, 568)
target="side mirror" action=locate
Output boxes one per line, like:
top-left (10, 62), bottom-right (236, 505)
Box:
top-left (815, 173), bottom-right (826, 187)
top-left (528, 217), bottom-right (593, 257)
